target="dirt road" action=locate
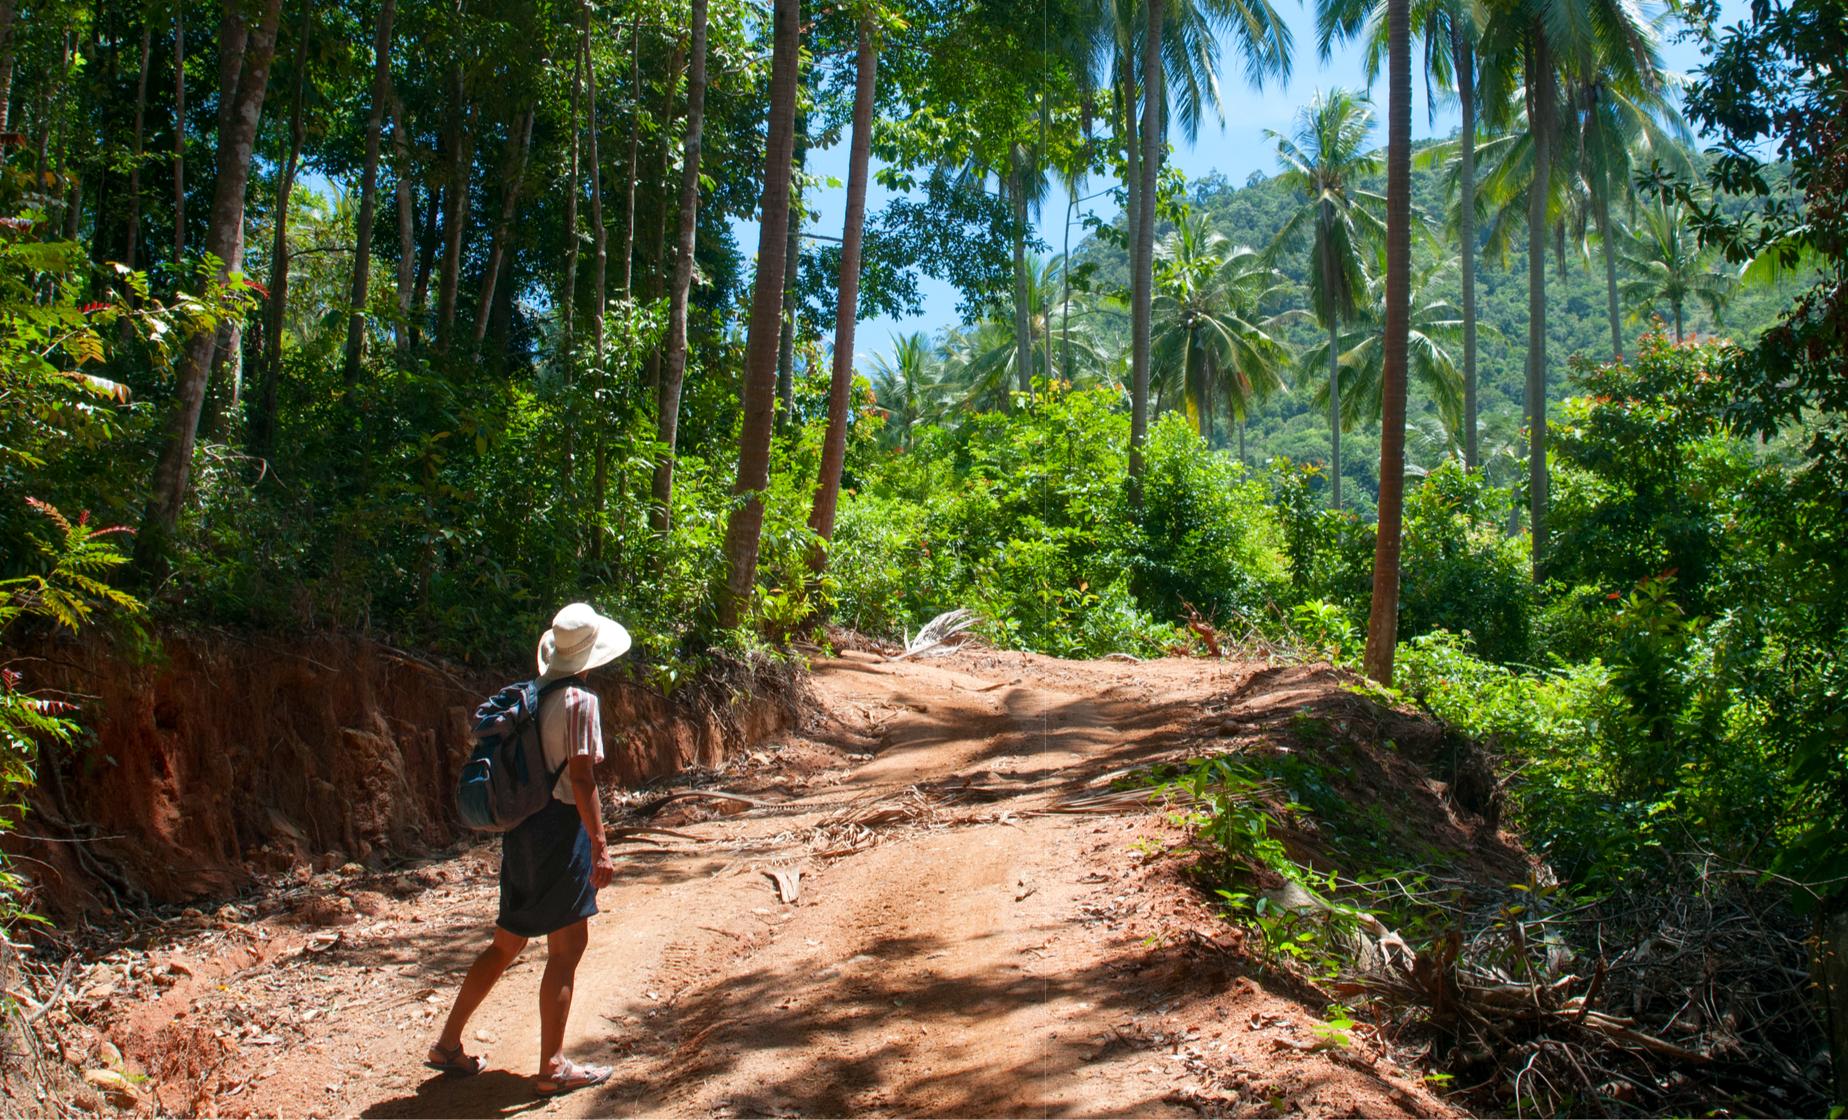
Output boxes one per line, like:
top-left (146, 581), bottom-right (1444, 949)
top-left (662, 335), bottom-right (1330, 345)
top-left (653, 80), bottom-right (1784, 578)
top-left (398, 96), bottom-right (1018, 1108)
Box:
top-left (79, 649), bottom-right (1457, 1118)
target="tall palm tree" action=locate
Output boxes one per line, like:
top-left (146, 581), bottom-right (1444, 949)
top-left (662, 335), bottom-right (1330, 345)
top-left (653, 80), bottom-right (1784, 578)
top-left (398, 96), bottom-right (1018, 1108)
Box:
top-left (1266, 88), bottom-right (1384, 511)
top-left (1365, 0), bottom-right (1414, 683)
top-left (1149, 215), bottom-right (1292, 452)
top-left (1475, 0), bottom-right (1661, 573)
top-left (1306, 254), bottom-right (1468, 448)
top-left (869, 332), bottom-right (943, 450)
top-left (1318, 0), bottom-right (1484, 469)
top-left (939, 256), bottom-right (1113, 413)
top-left (1094, 0), bottom-right (1293, 493)
top-left (1619, 199), bottom-right (1732, 340)
top-left (1568, 72), bottom-right (1694, 361)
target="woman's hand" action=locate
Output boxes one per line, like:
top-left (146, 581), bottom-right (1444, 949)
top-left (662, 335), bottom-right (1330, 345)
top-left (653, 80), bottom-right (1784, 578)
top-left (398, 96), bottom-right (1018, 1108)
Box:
top-left (591, 848), bottom-right (617, 889)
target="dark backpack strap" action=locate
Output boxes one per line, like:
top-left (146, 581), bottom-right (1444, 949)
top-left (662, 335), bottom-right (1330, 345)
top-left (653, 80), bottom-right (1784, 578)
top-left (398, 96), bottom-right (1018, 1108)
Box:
top-left (533, 677), bottom-right (582, 793)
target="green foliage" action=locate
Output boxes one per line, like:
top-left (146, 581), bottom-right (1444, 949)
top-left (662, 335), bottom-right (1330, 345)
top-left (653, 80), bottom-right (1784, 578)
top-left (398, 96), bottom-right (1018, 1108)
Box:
top-left (1397, 461), bottom-right (1532, 664)
top-left (831, 386), bottom-right (1292, 656)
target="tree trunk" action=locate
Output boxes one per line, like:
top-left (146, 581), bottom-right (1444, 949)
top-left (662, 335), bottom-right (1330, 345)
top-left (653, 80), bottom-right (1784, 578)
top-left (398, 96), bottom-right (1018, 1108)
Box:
top-left (650, 0), bottom-right (709, 534)
top-left (1329, 319), bottom-right (1342, 510)
top-left (1525, 29), bottom-right (1553, 576)
top-left (644, 43), bottom-right (684, 396)
top-left (473, 107), bottom-right (535, 349)
top-left (806, 20), bottom-right (877, 565)
top-left (390, 91), bottom-right (415, 353)
top-left (343, 0), bottom-right (396, 382)
top-left (138, 0), bottom-right (284, 572)
top-left (716, 0), bottom-right (800, 629)
top-left (1819, 909), bottom-right (1848, 1106)
top-left (1127, 0), bottom-right (1163, 502)
top-left (253, 5), bottom-right (311, 457)
top-left (124, 22), bottom-right (151, 269)
top-left (619, 13), bottom-right (641, 298)
top-left (1673, 300), bottom-right (1683, 342)
top-left (1455, 24), bottom-right (1477, 469)
top-left (207, 14), bottom-right (250, 423)
top-left (171, 4), bottom-right (185, 263)
top-left (561, 33), bottom-right (583, 501)
top-left (1364, 0), bottom-right (1412, 685)
top-left (585, 13), bottom-right (606, 357)
top-left (584, 11), bottom-right (609, 557)
top-left (776, 107), bottom-right (808, 426)
top-left (435, 63), bottom-right (474, 351)
top-left (1009, 159), bottom-right (1032, 397)
top-left (412, 181), bottom-right (440, 342)
top-left (0, 0), bottom-right (16, 148)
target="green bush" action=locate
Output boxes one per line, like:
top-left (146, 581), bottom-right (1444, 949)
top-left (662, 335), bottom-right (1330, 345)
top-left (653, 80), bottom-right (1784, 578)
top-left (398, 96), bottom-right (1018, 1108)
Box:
top-left (1397, 461), bottom-right (1533, 664)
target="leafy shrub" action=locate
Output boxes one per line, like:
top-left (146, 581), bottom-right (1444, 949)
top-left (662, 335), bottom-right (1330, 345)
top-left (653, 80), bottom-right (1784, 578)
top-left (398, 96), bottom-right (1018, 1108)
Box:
top-left (1397, 461), bottom-right (1532, 663)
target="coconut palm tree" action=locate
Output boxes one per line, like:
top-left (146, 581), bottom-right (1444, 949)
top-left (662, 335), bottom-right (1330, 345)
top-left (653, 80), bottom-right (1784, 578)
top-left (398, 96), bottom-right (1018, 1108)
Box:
top-left (1318, 0), bottom-right (1486, 469)
top-left (939, 256), bottom-right (1113, 414)
top-left (869, 332), bottom-right (943, 450)
top-left (1305, 254), bottom-right (1468, 449)
top-left (1266, 88), bottom-right (1385, 511)
top-left (1619, 199), bottom-right (1732, 340)
top-left (1568, 72), bottom-right (1694, 360)
top-left (1149, 215), bottom-right (1293, 457)
top-left (1089, 0), bottom-right (1293, 492)
top-left (1475, 0), bottom-right (1663, 573)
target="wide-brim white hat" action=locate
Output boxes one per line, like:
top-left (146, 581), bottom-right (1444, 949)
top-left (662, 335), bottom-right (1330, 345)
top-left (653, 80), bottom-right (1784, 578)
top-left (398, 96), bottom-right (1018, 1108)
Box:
top-left (536, 602), bottom-right (632, 681)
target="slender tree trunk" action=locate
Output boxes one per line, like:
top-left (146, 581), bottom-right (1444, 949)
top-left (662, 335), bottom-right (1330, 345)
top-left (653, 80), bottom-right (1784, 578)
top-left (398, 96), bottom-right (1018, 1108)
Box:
top-left (124, 23), bottom-right (151, 269)
top-left (1673, 300), bottom-right (1683, 342)
top-left (1237, 416), bottom-right (1246, 463)
top-left (1364, 0), bottom-right (1413, 685)
top-left (1328, 319), bottom-right (1342, 510)
top-left (172, 4), bottom-right (185, 263)
top-left (138, 0), bottom-right (284, 572)
top-left (1525, 29), bottom-right (1553, 576)
top-left (473, 107), bottom-right (535, 349)
top-left (1127, 0), bottom-right (1163, 502)
top-left (1009, 160), bottom-right (1032, 397)
top-left (0, 0), bottom-right (16, 149)
top-left (435, 83), bottom-right (474, 351)
top-left (585, 17), bottom-right (606, 356)
top-left (650, 0), bottom-right (708, 534)
top-left (807, 21), bottom-right (877, 565)
top-left (343, 0), bottom-right (396, 382)
top-left (1455, 25), bottom-right (1477, 468)
top-left (413, 181), bottom-right (440, 341)
top-left (716, 0), bottom-right (800, 629)
top-left (1596, 184), bottom-right (1623, 359)
top-left (207, 14), bottom-right (250, 422)
top-left (619, 13), bottom-right (641, 298)
top-left (561, 35), bottom-right (582, 501)
top-left (584, 12), bottom-right (610, 556)
top-left (390, 91), bottom-right (415, 352)
top-left (776, 107), bottom-right (808, 426)
top-left (644, 44), bottom-right (684, 396)
top-left (253, 6), bottom-right (310, 457)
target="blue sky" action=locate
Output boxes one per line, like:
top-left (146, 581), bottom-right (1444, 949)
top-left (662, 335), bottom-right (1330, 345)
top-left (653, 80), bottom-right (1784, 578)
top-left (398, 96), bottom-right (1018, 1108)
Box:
top-left (760, 0), bottom-right (1737, 368)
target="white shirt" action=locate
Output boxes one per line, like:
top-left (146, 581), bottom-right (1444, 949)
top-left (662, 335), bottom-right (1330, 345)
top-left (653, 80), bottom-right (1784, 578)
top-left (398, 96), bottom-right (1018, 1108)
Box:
top-left (539, 682), bottom-right (604, 805)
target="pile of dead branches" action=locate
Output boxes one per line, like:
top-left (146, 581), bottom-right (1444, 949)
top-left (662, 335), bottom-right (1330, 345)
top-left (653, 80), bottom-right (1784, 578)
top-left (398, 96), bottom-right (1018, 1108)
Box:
top-left (1351, 876), bottom-right (1831, 1117)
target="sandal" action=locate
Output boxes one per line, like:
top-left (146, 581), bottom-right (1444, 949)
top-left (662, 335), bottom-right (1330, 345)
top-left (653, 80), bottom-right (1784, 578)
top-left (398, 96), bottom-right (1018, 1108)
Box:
top-left (535, 1058), bottom-right (613, 1097)
top-left (424, 1042), bottom-right (488, 1077)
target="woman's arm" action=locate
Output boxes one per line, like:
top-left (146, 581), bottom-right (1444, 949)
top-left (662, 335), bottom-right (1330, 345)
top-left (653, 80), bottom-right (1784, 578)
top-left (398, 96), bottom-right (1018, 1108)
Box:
top-left (568, 755), bottom-right (616, 888)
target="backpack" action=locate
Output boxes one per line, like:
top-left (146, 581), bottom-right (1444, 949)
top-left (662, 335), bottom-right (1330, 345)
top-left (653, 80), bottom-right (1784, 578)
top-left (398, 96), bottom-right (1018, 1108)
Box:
top-left (455, 678), bottom-right (573, 832)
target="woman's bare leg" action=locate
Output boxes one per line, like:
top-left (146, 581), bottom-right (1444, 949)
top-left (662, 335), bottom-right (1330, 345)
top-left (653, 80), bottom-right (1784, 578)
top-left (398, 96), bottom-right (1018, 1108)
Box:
top-left (537, 919), bottom-right (590, 1075)
top-left (434, 927), bottom-right (529, 1055)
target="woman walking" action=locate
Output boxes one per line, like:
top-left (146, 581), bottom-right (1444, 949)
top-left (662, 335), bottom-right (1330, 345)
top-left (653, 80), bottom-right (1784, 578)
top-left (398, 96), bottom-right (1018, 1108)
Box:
top-left (424, 602), bottom-right (628, 1096)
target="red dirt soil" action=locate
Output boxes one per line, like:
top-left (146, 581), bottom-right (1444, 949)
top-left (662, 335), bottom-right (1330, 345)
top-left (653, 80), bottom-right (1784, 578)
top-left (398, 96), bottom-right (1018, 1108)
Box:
top-left (44, 648), bottom-right (1518, 1118)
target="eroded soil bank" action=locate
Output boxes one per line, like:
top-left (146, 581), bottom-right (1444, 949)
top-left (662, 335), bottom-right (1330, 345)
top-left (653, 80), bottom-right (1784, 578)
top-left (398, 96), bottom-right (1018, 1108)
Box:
top-left (13, 629), bottom-right (798, 916)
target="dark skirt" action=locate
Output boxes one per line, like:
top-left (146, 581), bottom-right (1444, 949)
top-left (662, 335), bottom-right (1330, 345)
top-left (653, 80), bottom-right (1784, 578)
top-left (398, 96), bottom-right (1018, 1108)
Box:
top-left (497, 797), bottom-right (598, 938)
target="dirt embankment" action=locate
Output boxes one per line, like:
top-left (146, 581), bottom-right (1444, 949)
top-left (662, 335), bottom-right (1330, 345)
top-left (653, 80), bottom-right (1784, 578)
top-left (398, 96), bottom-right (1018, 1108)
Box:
top-left (13, 629), bottom-right (798, 916)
